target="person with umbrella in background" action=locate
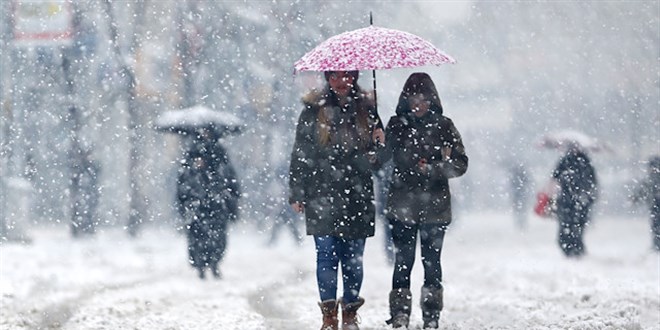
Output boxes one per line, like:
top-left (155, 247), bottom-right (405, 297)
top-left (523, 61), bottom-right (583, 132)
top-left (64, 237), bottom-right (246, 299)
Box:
top-left (380, 73), bottom-right (468, 329)
top-left (289, 70), bottom-right (385, 330)
top-left (154, 105), bottom-right (243, 237)
top-left (176, 142), bottom-right (240, 279)
top-left (551, 142), bottom-right (598, 258)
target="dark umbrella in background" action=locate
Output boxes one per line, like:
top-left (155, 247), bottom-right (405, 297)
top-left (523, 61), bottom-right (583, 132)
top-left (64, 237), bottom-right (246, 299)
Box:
top-left (155, 105), bottom-right (243, 232)
top-left (539, 129), bottom-right (612, 153)
top-left (155, 104), bottom-right (244, 175)
top-left (155, 105), bottom-right (243, 138)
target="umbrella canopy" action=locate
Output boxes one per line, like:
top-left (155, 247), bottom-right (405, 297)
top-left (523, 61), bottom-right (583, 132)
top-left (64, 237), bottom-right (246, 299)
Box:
top-left (294, 25), bottom-right (456, 72)
top-left (539, 130), bottom-right (611, 152)
top-left (155, 105), bottom-right (243, 137)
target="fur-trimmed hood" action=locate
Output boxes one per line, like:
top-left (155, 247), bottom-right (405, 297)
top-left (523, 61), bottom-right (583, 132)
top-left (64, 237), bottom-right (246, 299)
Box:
top-left (301, 86), bottom-right (375, 110)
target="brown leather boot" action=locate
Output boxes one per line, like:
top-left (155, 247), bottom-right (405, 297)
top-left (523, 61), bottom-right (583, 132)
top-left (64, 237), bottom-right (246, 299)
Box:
top-left (340, 297), bottom-right (365, 330)
top-left (318, 299), bottom-right (339, 330)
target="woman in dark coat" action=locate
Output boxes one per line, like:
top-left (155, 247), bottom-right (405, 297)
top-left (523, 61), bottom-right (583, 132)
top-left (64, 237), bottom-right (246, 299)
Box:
top-left (552, 144), bottom-right (598, 257)
top-left (289, 70), bottom-right (384, 330)
top-left (383, 73), bottom-right (468, 329)
top-left (177, 146), bottom-right (240, 279)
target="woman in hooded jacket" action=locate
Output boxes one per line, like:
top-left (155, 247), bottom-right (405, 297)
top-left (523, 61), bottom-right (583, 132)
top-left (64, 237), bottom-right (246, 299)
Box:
top-left (382, 73), bottom-right (468, 329)
top-left (289, 70), bottom-right (385, 330)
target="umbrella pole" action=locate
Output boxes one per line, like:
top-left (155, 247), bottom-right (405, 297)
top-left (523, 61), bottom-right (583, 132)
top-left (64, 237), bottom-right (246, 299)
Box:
top-left (369, 11), bottom-right (378, 115)
top-left (372, 69), bottom-right (378, 115)
top-left (371, 70), bottom-right (378, 108)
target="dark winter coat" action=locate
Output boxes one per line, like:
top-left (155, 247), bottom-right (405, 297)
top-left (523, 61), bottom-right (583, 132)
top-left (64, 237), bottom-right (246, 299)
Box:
top-left (289, 88), bottom-right (382, 239)
top-left (177, 149), bottom-right (240, 224)
top-left (383, 111), bottom-right (468, 225)
top-left (552, 148), bottom-right (598, 224)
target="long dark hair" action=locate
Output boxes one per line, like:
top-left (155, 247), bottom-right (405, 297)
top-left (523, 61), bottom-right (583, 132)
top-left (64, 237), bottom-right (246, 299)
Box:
top-left (317, 71), bottom-right (372, 148)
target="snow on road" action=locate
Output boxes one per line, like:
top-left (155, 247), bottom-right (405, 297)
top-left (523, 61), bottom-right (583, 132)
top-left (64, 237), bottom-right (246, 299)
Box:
top-left (1, 212), bottom-right (658, 330)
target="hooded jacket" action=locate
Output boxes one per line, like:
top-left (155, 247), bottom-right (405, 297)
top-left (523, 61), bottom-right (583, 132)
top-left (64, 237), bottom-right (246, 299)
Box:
top-left (383, 73), bottom-right (468, 225)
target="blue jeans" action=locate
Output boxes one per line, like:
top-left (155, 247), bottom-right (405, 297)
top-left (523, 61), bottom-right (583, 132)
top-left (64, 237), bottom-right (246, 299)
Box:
top-left (390, 220), bottom-right (447, 289)
top-left (314, 235), bottom-right (365, 303)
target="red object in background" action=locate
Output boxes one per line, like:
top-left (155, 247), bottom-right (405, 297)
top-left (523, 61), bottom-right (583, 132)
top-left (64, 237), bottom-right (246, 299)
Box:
top-left (534, 192), bottom-right (552, 217)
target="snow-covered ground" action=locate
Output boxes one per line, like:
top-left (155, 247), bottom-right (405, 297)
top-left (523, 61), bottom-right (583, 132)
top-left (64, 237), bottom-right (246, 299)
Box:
top-left (1, 212), bottom-right (659, 330)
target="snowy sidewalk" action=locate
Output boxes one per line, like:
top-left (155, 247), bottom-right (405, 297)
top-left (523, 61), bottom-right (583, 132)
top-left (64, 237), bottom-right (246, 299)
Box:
top-left (1, 213), bottom-right (659, 330)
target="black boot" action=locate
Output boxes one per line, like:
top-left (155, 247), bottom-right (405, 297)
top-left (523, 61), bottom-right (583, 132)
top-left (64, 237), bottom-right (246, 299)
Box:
top-left (386, 288), bottom-right (411, 328)
top-left (420, 286), bottom-right (443, 329)
top-left (197, 267), bottom-right (206, 279)
top-left (211, 262), bottom-right (222, 279)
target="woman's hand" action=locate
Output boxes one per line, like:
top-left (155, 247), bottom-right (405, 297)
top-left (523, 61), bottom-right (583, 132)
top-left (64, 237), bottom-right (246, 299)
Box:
top-left (417, 158), bottom-right (430, 174)
top-left (442, 147), bottom-right (452, 161)
top-left (291, 202), bottom-right (305, 213)
top-left (372, 128), bottom-right (385, 145)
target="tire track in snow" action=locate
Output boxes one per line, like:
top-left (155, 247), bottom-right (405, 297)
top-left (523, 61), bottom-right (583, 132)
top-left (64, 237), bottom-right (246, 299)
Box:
top-left (247, 268), bottom-right (312, 330)
top-left (31, 270), bottom-right (183, 330)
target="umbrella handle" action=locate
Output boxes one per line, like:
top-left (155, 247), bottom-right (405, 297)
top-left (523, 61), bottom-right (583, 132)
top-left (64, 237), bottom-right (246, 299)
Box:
top-left (372, 69), bottom-right (378, 115)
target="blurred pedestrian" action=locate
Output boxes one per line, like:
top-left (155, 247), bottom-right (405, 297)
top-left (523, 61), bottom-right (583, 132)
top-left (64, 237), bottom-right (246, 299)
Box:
top-left (289, 70), bottom-right (384, 330)
top-left (631, 156), bottom-right (660, 251)
top-left (509, 162), bottom-right (531, 230)
top-left (551, 143), bottom-right (598, 257)
top-left (71, 149), bottom-right (101, 237)
top-left (268, 201), bottom-right (304, 246)
top-left (382, 73), bottom-right (468, 329)
top-left (177, 146), bottom-right (240, 279)
top-left (268, 164), bottom-right (303, 246)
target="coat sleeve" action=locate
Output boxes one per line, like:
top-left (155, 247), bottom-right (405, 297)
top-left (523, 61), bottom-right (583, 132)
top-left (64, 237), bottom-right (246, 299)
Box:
top-left (288, 106), bottom-right (316, 204)
top-left (430, 118), bottom-right (468, 179)
top-left (377, 117), bottom-right (396, 167)
top-left (552, 156), bottom-right (567, 181)
top-left (368, 112), bottom-right (390, 170)
top-left (224, 164), bottom-right (241, 221)
top-left (176, 170), bottom-right (191, 217)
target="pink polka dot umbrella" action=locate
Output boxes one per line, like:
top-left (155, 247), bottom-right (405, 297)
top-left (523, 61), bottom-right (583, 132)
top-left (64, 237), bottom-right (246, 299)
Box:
top-left (294, 25), bottom-right (456, 72)
top-left (294, 21), bottom-right (455, 116)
